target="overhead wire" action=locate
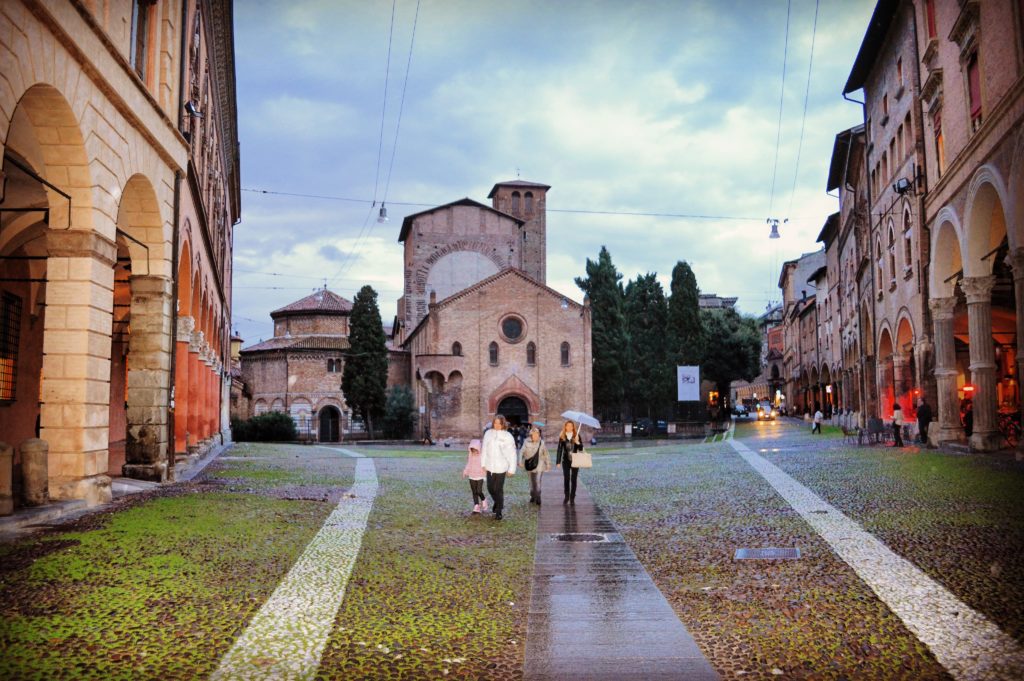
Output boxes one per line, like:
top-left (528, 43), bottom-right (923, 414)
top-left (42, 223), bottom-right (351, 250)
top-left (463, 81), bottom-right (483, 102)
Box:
top-left (767, 0), bottom-right (792, 218)
top-left (785, 0), bottom-right (820, 219)
top-left (382, 0), bottom-right (421, 204)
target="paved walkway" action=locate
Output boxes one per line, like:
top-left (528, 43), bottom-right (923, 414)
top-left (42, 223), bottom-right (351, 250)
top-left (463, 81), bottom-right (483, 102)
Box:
top-left (523, 471), bottom-right (719, 681)
top-left (728, 437), bottom-right (1024, 681)
top-left (211, 448), bottom-right (376, 681)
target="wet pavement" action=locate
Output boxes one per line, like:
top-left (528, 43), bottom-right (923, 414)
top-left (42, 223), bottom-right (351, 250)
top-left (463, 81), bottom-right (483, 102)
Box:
top-left (523, 472), bottom-right (719, 680)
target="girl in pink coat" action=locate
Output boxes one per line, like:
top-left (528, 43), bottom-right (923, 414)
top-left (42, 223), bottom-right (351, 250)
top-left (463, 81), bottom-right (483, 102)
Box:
top-left (462, 438), bottom-right (487, 513)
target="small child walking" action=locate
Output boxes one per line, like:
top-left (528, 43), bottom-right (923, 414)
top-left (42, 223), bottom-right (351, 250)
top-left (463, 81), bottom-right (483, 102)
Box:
top-left (463, 438), bottom-right (488, 513)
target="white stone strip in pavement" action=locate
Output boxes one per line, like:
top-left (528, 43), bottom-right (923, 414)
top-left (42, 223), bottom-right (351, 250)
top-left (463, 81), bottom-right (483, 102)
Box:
top-left (210, 451), bottom-right (377, 681)
top-left (727, 438), bottom-right (1024, 681)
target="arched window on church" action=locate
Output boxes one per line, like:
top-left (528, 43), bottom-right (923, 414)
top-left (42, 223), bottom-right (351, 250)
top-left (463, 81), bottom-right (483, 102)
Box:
top-left (452, 341), bottom-right (462, 356)
top-left (327, 358), bottom-right (335, 372)
top-left (526, 342), bottom-right (536, 366)
top-left (560, 342), bottom-right (570, 366)
top-left (489, 341), bottom-right (499, 366)
top-left (524, 192), bottom-right (533, 213)
top-left (511, 191), bottom-right (521, 213)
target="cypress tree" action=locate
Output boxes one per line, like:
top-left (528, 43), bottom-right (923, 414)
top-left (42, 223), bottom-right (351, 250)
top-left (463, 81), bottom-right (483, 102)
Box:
top-left (342, 285), bottom-right (389, 438)
top-left (575, 246), bottom-right (628, 421)
top-left (624, 273), bottom-right (669, 418)
top-left (667, 261), bottom-right (706, 367)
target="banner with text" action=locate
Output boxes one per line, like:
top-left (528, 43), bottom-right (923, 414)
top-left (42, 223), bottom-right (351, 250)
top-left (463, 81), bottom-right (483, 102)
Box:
top-left (677, 365), bottom-right (700, 401)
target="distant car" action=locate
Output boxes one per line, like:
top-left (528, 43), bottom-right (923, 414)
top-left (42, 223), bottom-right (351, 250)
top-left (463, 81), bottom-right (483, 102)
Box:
top-left (733, 404), bottom-right (749, 418)
top-left (633, 418), bottom-right (652, 436)
top-left (756, 401), bottom-right (777, 421)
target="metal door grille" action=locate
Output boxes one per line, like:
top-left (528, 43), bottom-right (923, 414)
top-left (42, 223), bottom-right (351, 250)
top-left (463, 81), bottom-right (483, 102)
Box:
top-left (0, 292), bottom-right (22, 402)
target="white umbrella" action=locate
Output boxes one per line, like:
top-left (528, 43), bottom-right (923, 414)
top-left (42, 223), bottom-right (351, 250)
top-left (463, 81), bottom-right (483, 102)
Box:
top-left (561, 410), bottom-right (601, 430)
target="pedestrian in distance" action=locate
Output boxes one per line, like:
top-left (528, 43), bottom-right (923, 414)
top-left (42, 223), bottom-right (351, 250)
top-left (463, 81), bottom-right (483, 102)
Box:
top-left (520, 425), bottom-right (551, 506)
top-left (963, 399), bottom-right (974, 436)
top-left (481, 414), bottom-right (517, 520)
top-left (892, 402), bottom-right (905, 447)
top-left (556, 420), bottom-right (584, 504)
top-left (916, 397), bottom-right (933, 446)
top-left (462, 438), bottom-right (487, 514)
top-left (812, 407), bottom-right (823, 434)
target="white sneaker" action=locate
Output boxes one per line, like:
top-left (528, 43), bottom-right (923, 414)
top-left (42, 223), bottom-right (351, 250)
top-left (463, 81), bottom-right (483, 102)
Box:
top-left (481, 499), bottom-right (489, 512)
top-left (472, 503), bottom-right (481, 514)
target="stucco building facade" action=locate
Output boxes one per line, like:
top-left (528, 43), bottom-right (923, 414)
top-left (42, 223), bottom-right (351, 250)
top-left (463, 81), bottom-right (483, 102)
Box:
top-left (0, 0), bottom-right (238, 508)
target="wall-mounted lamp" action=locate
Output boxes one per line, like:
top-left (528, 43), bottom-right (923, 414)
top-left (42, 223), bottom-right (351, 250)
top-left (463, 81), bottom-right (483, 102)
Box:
top-left (893, 177), bottom-right (913, 195)
top-left (184, 100), bottom-right (203, 118)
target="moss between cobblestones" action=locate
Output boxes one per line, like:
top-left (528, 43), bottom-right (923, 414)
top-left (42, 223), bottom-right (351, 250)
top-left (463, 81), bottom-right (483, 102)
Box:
top-left (587, 443), bottom-right (951, 681)
top-left (316, 457), bottom-right (537, 680)
top-left (758, 437), bottom-right (1024, 645)
top-left (0, 444), bottom-right (356, 681)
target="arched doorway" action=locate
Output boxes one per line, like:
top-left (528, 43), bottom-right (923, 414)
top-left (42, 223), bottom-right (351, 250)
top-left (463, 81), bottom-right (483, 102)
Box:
top-left (497, 395), bottom-right (529, 426)
top-left (319, 406), bottom-right (341, 443)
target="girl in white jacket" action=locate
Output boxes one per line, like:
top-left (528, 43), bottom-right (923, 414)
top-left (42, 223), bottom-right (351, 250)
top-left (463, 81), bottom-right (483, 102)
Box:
top-left (481, 414), bottom-right (517, 520)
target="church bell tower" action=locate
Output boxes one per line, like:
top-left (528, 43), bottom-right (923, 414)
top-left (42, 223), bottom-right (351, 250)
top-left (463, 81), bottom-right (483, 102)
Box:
top-left (487, 180), bottom-right (550, 284)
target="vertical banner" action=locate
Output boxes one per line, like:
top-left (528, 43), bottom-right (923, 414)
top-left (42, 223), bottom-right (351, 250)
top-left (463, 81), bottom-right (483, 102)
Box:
top-left (677, 366), bottom-right (700, 401)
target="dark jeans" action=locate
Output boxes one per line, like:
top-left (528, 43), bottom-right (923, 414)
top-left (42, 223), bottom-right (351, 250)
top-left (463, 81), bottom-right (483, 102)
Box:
top-left (811, 422), bottom-right (821, 433)
top-left (469, 478), bottom-right (485, 504)
top-left (561, 461), bottom-right (579, 499)
top-left (529, 471), bottom-right (543, 502)
top-left (919, 422), bottom-right (930, 444)
top-left (486, 471), bottom-right (506, 514)
top-left (893, 423), bottom-right (904, 447)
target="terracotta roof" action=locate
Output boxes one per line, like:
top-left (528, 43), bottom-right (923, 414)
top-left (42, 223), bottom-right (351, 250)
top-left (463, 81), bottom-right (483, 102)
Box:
top-left (241, 334), bottom-right (351, 353)
top-left (844, 0), bottom-right (899, 94)
top-left (271, 289), bottom-right (353, 318)
top-left (826, 125), bottom-right (864, 192)
top-left (398, 197), bottom-right (523, 243)
top-left (486, 179), bottom-right (551, 198)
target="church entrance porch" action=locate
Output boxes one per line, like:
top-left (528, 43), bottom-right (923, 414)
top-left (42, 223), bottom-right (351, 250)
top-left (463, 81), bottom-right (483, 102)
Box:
top-left (497, 395), bottom-right (530, 427)
top-left (318, 406), bottom-right (341, 443)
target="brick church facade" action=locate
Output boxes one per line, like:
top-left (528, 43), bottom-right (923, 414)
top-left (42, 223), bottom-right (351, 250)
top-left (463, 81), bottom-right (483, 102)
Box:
top-left (393, 180), bottom-right (593, 440)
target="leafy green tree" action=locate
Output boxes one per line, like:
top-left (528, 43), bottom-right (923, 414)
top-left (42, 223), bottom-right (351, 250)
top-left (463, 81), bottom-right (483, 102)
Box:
top-left (382, 385), bottom-right (416, 439)
top-left (624, 273), bottom-right (670, 418)
top-left (342, 285), bottom-right (389, 438)
top-left (667, 260), bottom-right (706, 367)
top-left (700, 307), bottom-right (761, 414)
top-left (575, 246), bottom-right (628, 421)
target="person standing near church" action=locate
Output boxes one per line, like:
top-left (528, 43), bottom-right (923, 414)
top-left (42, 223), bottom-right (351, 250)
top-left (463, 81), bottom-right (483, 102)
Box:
top-left (520, 425), bottom-right (550, 505)
top-left (556, 421), bottom-right (584, 504)
top-left (481, 415), bottom-right (517, 520)
top-left (892, 402), bottom-right (905, 447)
top-left (916, 397), bottom-right (933, 446)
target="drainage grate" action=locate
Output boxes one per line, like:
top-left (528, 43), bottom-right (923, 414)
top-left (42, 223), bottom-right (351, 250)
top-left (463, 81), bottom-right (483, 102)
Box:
top-left (734, 547), bottom-right (801, 560)
top-left (551, 532), bottom-right (608, 543)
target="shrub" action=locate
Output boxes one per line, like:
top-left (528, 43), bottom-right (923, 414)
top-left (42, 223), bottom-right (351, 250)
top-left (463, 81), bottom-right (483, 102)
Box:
top-left (382, 385), bottom-right (416, 439)
top-left (231, 412), bottom-right (297, 442)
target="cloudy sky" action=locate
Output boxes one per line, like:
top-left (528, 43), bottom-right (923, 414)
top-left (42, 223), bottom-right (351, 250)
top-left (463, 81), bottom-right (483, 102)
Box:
top-left (232, 0), bottom-right (875, 344)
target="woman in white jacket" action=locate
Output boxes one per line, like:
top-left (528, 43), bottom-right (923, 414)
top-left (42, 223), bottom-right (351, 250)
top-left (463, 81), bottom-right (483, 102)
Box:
top-left (481, 414), bottom-right (517, 520)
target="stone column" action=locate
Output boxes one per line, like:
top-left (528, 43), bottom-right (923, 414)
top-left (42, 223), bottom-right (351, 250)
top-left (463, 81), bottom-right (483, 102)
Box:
top-left (1009, 250), bottom-right (1024, 452)
top-left (0, 441), bottom-right (13, 515)
top-left (188, 330), bottom-right (203, 449)
top-left (929, 297), bottom-right (962, 446)
top-left (40, 230), bottom-right (114, 505)
top-left (961, 276), bottom-right (1002, 451)
top-left (122, 275), bottom-right (172, 482)
top-left (174, 316), bottom-right (194, 453)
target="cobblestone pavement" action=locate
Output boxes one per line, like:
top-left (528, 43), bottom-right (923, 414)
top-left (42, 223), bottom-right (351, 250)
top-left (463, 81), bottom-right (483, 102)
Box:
top-left (211, 450), bottom-right (377, 680)
top-left (730, 436), bottom-right (1024, 681)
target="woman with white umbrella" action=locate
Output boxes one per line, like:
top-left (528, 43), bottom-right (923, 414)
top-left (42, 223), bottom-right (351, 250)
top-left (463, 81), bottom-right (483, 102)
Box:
top-left (555, 420), bottom-right (584, 504)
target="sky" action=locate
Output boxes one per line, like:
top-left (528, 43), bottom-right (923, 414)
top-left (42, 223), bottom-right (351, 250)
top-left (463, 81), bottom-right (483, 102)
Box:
top-left (231, 0), bottom-right (876, 344)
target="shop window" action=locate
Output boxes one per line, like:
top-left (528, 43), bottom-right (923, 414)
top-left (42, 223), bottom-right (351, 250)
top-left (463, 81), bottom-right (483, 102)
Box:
top-left (0, 293), bottom-right (22, 402)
